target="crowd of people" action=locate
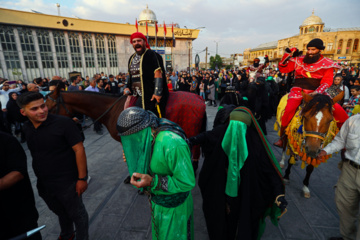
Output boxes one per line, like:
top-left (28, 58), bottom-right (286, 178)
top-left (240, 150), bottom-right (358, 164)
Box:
top-left (1, 33), bottom-right (360, 240)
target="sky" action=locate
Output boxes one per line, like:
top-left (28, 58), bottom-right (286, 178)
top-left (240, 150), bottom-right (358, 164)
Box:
top-left (1, 0), bottom-right (360, 62)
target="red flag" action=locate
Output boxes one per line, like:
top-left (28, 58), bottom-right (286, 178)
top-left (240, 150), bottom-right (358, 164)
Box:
top-left (155, 22), bottom-right (158, 34)
top-left (155, 22), bottom-right (158, 48)
top-left (135, 18), bottom-right (138, 32)
top-left (164, 21), bottom-right (167, 36)
top-left (146, 22), bottom-right (149, 43)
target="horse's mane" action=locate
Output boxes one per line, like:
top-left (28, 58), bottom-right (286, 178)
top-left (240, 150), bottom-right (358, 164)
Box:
top-left (61, 90), bottom-right (126, 99)
top-left (301, 94), bottom-right (333, 116)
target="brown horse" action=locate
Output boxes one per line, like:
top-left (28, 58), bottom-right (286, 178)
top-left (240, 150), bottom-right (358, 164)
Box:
top-left (279, 91), bottom-right (344, 198)
top-left (45, 87), bottom-right (206, 160)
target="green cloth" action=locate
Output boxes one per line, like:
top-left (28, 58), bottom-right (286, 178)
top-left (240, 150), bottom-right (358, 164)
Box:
top-left (232, 107), bottom-right (284, 239)
top-left (149, 131), bottom-right (195, 240)
top-left (120, 127), bottom-right (152, 177)
top-left (214, 80), bottom-right (219, 100)
top-left (221, 120), bottom-right (248, 197)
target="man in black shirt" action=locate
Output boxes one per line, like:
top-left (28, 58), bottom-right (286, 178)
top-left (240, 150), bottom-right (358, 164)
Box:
top-left (0, 131), bottom-right (41, 240)
top-left (18, 92), bottom-right (89, 240)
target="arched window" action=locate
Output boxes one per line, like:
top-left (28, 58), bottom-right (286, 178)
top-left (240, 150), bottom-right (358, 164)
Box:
top-left (305, 28), bottom-right (308, 34)
top-left (274, 51), bottom-right (277, 59)
top-left (337, 39), bottom-right (343, 54)
top-left (95, 34), bottom-right (106, 68)
top-left (82, 33), bottom-right (94, 68)
top-left (68, 32), bottom-right (82, 68)
top-left (53, 31), bottom-right (68, 69)
top-left (316, 26), bottom-right (319, 32)
top-left (301, 28), bottom-right (303, 35)
top-left (346, 39), bottom-right (352, 54)
top-left (353, 39), bottom-right (359, 53)
top-left (309, 27), bottom-right (315, 32)
top-left (0, 26), bottom-right (21, 70)
top-left (108, 35), bottom-right (117, 67)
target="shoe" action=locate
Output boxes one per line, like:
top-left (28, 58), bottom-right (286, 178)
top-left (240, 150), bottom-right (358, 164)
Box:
top-left (124, 176), bottom-right (131, 184)
top-left (213, 104), bottom-right (217, 107)
top-left (87, 175), bottom-right (91, 184)
top-left (207, 102), bottom-right (212, 106)
top-left (58, 233), bottom-right (75, 240)
top-left (274, 126), bottom-right (287, 148)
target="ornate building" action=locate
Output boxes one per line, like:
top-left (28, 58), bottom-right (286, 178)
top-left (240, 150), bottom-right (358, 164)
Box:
top-left (0, 7), bottom-right (199, 81)
top-left (243, 11), bottom-right (360, 68)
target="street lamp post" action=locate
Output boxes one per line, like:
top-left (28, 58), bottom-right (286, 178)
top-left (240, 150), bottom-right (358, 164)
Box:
top-left (214, 41), bottom-right (220, 56)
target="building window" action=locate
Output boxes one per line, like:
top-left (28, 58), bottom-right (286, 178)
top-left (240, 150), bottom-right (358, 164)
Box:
top-left (0, 26), bottom-right (21, 69)
top-left (18, 28), bottom-right (38, 69)
top-left (327, 42), bottom-right (333, 51)
top-left (53, 31), bottom-right (68, 68)
top-left (305, 28), bottom-right (308, 34)
top-left (83, 33), bottom-right (94, 68)
top-left (309, 27), bottom-right (315, 32)
top-left (68, 32), bottom-right (82, 68)
top-left (96, 34), bottom-right (106, 68)
top-left (301, 28), bottom-right (303, 35)
top-left (353, 39), bottom-right (359, 52)
top-left (108, 35), bottom-right (117, 67)
top-left (316, 26), bottom-right (319, 32)
top-left (346, 39), bottom-right (352, 54)
top-left (337, 39), bottom-right (343, 54)
top-left (37, 30), bottom-right (54, 68)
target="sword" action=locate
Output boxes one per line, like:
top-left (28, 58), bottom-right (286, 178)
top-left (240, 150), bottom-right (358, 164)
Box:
top-left (9, 225), bottom-right (46, 240)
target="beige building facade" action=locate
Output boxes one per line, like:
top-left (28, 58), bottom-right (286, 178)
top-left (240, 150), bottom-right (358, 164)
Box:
top-left (243, 11), bottom-right (360, 68)
top-left (0, 7), bottom-right (199, 81)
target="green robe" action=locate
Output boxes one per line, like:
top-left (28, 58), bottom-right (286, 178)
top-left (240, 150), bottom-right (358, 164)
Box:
top-left (149, 131), bottom-right (195, 240)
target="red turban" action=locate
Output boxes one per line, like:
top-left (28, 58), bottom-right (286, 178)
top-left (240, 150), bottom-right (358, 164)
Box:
top-left (130, 32), bottom-right (151, 49)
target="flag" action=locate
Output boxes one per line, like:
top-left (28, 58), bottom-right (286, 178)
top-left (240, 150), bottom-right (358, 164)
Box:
top-left (135, 18), bottom-right (138, 32)
top-left (163, 21), bottom-right (166, 49)
top-left (172, 23), bottom-right (176, 47)
top-left (155, 22), bottom-right (158, 49)
top-left (146, 22), bottom-right (149, 43)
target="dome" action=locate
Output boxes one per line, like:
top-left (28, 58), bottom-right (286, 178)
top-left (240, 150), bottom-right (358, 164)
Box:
top-left (301, 10), bottom-right (324, 27)
top-left (138, 5), bottom-right (157, 23)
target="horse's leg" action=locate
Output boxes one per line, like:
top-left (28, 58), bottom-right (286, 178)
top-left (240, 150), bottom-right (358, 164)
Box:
top-left (302, 164), bottom-right (314, 198)
top-left (283, 156), bottom-right (293, 184)
top-left (279, 151), bottom-right (286, 168)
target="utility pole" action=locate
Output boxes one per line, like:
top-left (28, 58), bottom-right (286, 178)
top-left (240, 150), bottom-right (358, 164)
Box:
top-left (205, 47), bottom-right (208, 69)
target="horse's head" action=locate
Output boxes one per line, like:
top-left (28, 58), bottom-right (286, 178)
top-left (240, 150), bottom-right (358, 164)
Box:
top-left (301, 91), bottom-right (344, 158)
top-left (45, 85), bottom-right (72, 117)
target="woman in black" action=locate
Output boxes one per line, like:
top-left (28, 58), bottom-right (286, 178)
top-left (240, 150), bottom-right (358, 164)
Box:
top-left (6, 92), bottom-right (27, 142)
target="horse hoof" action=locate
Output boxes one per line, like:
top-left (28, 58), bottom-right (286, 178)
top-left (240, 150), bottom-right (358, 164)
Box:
top-left (283, 178), bottom-right (290, 184)
top-left (302, 185), bottom-right (311, 198)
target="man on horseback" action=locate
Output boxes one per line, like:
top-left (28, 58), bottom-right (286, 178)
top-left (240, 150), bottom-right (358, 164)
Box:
top-left (274, 38), bottom-right (347, 148)
top-left (247, 56), bottom-right (269, 82)
top-left (123, 32), bottom-right (169, 117)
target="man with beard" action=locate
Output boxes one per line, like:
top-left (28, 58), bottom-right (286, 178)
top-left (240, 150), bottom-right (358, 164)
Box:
top-left (247, 56), bottom-right (269, 82)
top-left (274, 38), bottom-right (347, 148)
top-left (123, 32), bottom-right (168, 117)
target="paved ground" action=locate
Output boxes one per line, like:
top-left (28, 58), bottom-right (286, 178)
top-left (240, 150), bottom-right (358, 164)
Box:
top-left (21, 103), bottom-right (342, 240)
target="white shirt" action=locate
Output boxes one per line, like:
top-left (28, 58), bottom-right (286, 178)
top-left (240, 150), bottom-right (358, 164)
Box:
top-left (0, 85), bottom-right (21, 110)
top-left (323, 114), bottom-right (360, 164)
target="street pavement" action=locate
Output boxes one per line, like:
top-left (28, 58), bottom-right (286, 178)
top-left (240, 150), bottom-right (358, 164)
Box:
top-left (21, 103), bottom-right (342, 240)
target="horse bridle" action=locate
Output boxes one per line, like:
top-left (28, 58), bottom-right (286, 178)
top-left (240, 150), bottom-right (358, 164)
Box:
top-left (46, 92), bottom-right (72, 116)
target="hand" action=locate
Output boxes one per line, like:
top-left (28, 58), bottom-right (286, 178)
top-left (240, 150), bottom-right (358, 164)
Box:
top-left (276, 196), bottom-right (288, 212)
top-left (123, 152), bottom-right (126, 162)
top-left (317, 150), bottom-right (327, 159)
top-left (308, 91), bottom-right (318, 97)
top-left (76, 180), bottom-right (88, 196)
top-left (151, 94), bottom-right (162, 103)
top-left (124, 88), bottom-right (130, 95)
top-left (72, 117), bottom-right (80, 123)
top-left (130, 173), bottom-right (153, 188)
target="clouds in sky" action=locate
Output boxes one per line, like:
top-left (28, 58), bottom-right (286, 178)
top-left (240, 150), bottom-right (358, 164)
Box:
top-left (1, 0), bottom-right (360, 61)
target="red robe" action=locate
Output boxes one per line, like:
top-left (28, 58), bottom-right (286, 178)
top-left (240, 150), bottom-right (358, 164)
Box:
top-left (278, 53), bottom-right (346, 127)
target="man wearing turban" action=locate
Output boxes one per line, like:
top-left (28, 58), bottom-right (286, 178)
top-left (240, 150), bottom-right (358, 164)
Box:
top-left (123, 32), bottom-right (168, 117)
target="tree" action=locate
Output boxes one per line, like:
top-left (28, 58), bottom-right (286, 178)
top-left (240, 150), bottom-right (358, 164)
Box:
top-left (209, 54), bottom-right (223, 70)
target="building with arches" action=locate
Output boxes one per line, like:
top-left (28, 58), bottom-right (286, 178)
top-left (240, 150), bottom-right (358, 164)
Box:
top-left (243, 11), bottom-right (360, 68)
top-left (0, 7), bottom-right (199, 81)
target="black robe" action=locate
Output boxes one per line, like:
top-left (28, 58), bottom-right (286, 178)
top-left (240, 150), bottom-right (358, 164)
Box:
top-left (190, 124), bottom-right (284, 240)
top-left (127, 49), bottom-right (169, 116)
